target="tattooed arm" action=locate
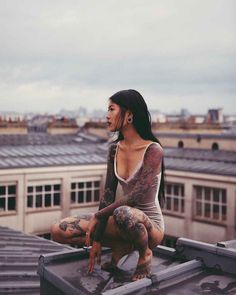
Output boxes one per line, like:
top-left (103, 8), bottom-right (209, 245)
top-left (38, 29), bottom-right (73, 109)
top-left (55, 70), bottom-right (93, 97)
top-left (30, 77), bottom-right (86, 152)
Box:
top-left (95, 143), bottom-right (163, 220)
top-left (93, 144), bottom-right (118, 242)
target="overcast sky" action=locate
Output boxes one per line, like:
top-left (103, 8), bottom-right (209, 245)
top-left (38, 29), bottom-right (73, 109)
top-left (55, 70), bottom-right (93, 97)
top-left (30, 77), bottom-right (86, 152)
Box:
top-left (0, 0), bottom-right (235, 115)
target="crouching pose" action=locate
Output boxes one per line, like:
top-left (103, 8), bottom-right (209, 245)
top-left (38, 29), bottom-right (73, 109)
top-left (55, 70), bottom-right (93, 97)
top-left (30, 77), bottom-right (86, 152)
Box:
top-left (51, 90), bottom-right (165, 281)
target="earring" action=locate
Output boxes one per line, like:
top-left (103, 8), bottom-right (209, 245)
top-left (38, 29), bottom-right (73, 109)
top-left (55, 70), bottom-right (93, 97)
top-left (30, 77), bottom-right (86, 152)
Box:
top-left (127, 117), bottom-right (133, 124)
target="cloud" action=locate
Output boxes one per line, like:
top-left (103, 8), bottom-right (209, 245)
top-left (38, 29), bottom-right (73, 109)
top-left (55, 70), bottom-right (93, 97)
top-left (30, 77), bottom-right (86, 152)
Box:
top-left (0, 0), bottom-right (235, 114)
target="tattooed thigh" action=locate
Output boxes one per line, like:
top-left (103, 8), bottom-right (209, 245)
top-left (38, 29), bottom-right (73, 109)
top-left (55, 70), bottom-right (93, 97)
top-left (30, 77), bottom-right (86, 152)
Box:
top-left (58, 214), bottom-right (91, 236)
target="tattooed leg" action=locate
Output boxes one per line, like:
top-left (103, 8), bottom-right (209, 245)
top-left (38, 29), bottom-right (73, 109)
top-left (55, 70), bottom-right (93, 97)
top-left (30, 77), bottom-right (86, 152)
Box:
top-left (113, 206), bottom-right (153, 280)
top-left (51, 214), bottom-right (92, 246)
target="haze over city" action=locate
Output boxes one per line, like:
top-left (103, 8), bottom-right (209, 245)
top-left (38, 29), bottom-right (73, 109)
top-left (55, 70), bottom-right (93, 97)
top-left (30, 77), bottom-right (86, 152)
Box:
top-left (0, 0), bottom-right (235, 115)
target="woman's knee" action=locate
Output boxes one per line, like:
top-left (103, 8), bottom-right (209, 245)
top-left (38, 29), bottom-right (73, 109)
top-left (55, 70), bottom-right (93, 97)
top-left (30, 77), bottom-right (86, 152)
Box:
top-left (113, 205), bottom-right (137, 230)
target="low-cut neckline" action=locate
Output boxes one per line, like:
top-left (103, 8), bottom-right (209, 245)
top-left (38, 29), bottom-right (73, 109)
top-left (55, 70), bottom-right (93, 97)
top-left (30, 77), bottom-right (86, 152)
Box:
top-left (114, 141), bottom-right (157, 183)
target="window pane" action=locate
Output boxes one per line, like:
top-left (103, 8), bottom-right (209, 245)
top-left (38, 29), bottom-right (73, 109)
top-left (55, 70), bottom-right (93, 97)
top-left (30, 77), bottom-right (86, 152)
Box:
top-left (54, 184), bottom-right (60, 191)
top-left (213, 189), bottom-right (219, 202)
top-left (205, 188), bottom-right (211, 201)
top-left (213, 204), bottom-right (219, 219)
top-left (213, 205), bottom-right (220, 219)
top-left (174, 185), bottom-right (179, 196)
top-left (222, 190), bottom-right (226, 203)
top-left (222, 206), bottom-right (227, 221)
top-left (174, 198), bottom-right (179, 211)
top-left (71, 183), bottom-right (76, 190)
top-left (0, 186), bottom-right (6, 196)
top-left (196, 187), bottom-right (202, 199)
top-left (204, 203), bottom-right (211, 218)
top-left (79, 183), bottom-right (84, 189)
top-left (27, 186), bottom-right (33, 193)
top-left (45, 185), bottom-right (51, 192)
top-left (71, 191), bottom-right (76, 203)
top-left (166, 184), bottom-right (171, 195)
top-left (27, 195), bottom-right (33, 208)
top-left (36, 195), bottom-right (42, 207)
top-left (8, 197), bottom-right (16, 210)
top-left (8, 185), bottom-right (16, 195)
top-left (53, 193), bottom-right (60, 206)
top-left (0, 198), bottom-right (6, 211)
top-left (78, 191), bottom-right (84, 203)
top-left (87, 182), bottom-right (92, 188)
top-left (181, 186), bottom-right (184, 197)
top-left (45, 194), bottom-right (51, 207)
top-left (36, 186), bottom-right (42, 192)
top-left (181, 199), bottom-right (184, 213)
top-left (94, 181), bottom-right (100, 187)
top-left (196, 202), bottom-right (202, 216)
top-left (86, 191), bottom-right (92, 202)
top-left (166, 197), bottom-right (171, 210)
top-left (94, 190), bottom-right (100, 202)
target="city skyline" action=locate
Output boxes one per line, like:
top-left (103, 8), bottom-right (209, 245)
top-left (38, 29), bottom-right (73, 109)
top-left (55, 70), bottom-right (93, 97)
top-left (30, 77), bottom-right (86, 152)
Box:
top-left (0, 1), bottom-right (235, 114)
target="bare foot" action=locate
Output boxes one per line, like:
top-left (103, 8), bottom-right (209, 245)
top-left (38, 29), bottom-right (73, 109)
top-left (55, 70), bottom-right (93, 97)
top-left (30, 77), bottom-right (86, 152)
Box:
top-left (132, 248), bottom-right (152, 281)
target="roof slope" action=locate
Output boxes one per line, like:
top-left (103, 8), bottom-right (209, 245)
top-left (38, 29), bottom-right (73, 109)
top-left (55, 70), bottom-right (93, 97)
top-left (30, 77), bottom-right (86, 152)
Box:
top-left (0, 226), bottom-right (73, 295)
top-left (0, 133), bottom-right (235, 177)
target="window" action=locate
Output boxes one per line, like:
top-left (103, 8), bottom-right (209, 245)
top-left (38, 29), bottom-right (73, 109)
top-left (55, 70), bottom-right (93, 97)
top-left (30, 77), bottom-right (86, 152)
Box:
top-left (0, 184), bottom-right (17, 213)
top-left (178, 140), bottom-right (184, 148)
top-left (163, 182), bottom-right (185, 214)
top-left (71, 179), bottom-right (101, 205)
top-left (27, 183), bottom-right (61, 210)
top-left (212, 142), bottom-right (219, 151)
top-left (194, 186), bottom-right (227, 222)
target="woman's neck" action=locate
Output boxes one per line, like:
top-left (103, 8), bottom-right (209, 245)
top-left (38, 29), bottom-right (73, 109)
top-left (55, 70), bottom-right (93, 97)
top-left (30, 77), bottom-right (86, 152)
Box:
top-left (121, 125), bottom-right (144, 147)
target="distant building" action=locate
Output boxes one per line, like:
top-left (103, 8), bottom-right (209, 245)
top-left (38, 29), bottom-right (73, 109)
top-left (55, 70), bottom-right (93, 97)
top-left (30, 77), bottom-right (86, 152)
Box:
top-left (206, 108), bottom-right (224, 124)
top-left (0, 117), bottom-right (27, 134)
top-left (47, 117), bottom-right (78, 134)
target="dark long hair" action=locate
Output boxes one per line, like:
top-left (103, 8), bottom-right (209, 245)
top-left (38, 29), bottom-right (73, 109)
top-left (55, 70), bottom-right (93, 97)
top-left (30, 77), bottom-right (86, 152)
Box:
top-left (109, 89), bottom-right (165, 206)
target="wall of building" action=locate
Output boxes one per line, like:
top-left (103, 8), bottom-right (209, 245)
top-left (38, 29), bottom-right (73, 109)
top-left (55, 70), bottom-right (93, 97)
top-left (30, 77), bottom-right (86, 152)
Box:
top-left (0, 166), bottom-right (235, 244)
top-left (158, 137), bottom-right (236, 151)
top-left (0, 165), bottom-right (106, 235)
top-left (164, 171), bottom-right (236, 243)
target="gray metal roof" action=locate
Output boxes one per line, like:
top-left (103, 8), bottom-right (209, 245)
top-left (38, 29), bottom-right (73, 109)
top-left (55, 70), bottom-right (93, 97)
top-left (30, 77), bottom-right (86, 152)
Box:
top-left (0, 133), bottom-right (235, 177)
top-left (38, 238), bottom-right (236, 295)
top-left (0, 143), bottom-right (108, 169)
top-left (0, 132), bottom-right (105, 146)
top-left (164, 148), bottom-right (236, 177)
top-left (0, 226), bottom-right (73, 295)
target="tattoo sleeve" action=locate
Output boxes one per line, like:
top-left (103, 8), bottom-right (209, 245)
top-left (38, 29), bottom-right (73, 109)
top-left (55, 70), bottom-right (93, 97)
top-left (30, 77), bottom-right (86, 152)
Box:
top-left (93, 144), bottom-right (118, 242)
top-left (95, 144), bottom-right (163, 221)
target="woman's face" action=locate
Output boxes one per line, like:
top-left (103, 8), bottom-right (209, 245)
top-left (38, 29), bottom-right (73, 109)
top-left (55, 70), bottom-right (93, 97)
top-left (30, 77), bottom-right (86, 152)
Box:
top-left (106, 100), bottom-right (123, 132)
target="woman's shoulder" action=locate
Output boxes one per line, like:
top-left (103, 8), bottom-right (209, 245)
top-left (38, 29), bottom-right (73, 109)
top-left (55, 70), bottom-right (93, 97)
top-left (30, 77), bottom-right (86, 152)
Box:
top-left (145, 142), bottom-right (164, 161)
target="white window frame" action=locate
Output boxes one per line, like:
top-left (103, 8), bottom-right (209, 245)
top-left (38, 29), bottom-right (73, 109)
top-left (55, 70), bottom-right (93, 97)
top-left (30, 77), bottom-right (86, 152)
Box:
top-left (163, 182), bottom-right (185, 215)
top-left (26, 180), bottom-right (61, 211)
top-left (0, 182), bottom-right (17, 214)
top-left (193, 185), bottom-right (227, 223)
top-left (70, 177), bottom-right (101, 207)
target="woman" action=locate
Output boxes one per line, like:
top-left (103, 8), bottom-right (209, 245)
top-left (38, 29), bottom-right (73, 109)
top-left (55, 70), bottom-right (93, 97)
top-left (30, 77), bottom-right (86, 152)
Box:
top-left (51, 89), bottom-right (165, 281)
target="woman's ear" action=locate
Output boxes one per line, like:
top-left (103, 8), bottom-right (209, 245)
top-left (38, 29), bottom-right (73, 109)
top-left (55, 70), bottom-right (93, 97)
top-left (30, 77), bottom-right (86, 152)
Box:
top-left (127, 111), bottom-right (133, 124)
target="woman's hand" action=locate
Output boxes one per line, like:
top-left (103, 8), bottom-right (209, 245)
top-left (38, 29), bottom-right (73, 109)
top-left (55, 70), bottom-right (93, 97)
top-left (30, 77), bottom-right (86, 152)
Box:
top-left (85, 216), bottom-right (99, 247)
top-left (88, 241), bottom-right (102, 273)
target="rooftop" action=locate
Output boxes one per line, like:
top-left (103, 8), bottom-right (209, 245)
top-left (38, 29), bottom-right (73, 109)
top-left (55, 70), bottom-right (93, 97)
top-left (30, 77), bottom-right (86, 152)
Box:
top-left (0, 226), bottom-right (73, 295)
top-left (38, 237), bottom-right (236, 295)
top-left (0, 133), bottom-right (235, 177)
